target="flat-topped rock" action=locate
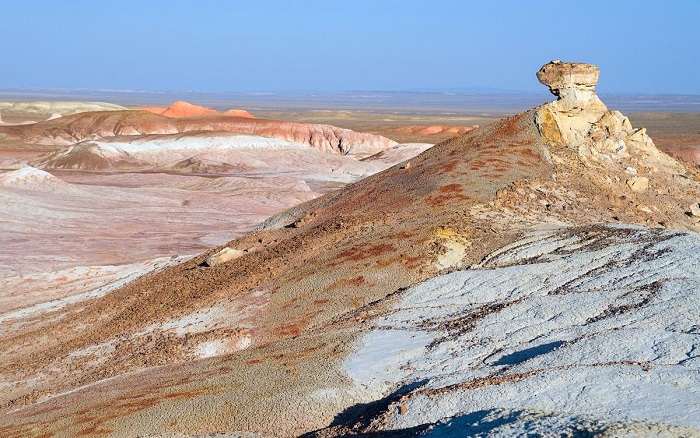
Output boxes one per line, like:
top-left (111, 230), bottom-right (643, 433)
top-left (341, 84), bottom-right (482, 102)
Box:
top-left (536, 60), bottom-right (606, 114)
top-left (537, 60), bottom-right (600, 98)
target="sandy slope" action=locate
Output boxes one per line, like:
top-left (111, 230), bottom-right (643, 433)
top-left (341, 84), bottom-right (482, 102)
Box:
top-left (0, 147), bottom-right (424, 340)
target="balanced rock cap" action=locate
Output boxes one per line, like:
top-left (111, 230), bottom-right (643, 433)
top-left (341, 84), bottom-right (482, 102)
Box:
top-left (537, 60), bottom-right (600, 97)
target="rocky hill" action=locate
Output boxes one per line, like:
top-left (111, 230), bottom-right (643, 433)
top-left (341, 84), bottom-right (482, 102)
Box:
top-left (1, 62), bottom-right (699, 437)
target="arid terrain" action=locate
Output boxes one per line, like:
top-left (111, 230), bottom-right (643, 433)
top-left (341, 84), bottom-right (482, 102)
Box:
top-left (1, 62), bottom-right (700, 437)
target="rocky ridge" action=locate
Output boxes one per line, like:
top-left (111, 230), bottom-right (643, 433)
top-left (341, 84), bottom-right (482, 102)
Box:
top-left (0, 111), bottom-right (397, 157)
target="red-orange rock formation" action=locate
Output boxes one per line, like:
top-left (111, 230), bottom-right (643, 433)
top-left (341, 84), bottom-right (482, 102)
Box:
top-left (369, 124), bottom-right (477, 144)
top-left (139, 101), bottom-right (254, 119)
top-left (162, 101), bottom-right (219, 117)
top-left (222, 109), bottom-right (255, 118)
top-left (396, 125), bottom-right (474, 136)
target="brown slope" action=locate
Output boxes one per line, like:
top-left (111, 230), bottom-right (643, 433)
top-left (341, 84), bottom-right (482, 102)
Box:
top-left (0, 110), bottom-right (396, 156)
top-left (3, 63), bottom-right (700, 436)
top-left (0, 111), bottom-right (547, 430)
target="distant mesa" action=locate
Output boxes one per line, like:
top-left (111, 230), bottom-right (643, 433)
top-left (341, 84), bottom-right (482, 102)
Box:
top-left (396, 125), bottom-right (474, 136)
top-left (666, 146), bottom-right (700, 166)
top-left (139, 101), bottom-right (255, 119)
top-left (369, 124), bottom-right (477, 145)
top-left (28, 130), bottom-right (412, 174)
top-left (222, 109), bottom-right (256, 118)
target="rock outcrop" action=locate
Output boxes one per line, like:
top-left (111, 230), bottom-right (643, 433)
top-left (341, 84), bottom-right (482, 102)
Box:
top-left (204, 247), bottom-right (245, 267)
top-left (536, 60), bottom-right (602, 105)
top-left (319, 225), bottom-right (700, 436)
top-left (535, 60), bottom-right (687, 185)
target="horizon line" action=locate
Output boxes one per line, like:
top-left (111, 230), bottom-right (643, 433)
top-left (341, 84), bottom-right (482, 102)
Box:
top-left (1, 85), bottom-right (700, 98)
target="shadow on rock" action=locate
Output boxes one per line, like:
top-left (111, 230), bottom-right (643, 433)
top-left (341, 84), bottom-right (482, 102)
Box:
top-left (302, 380), bottom-right (429, 437)
top-left (493, 340), bottom-right (565, 366)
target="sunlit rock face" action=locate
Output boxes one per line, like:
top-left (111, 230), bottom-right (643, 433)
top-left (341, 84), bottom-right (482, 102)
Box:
top-left (535, 60), bottom-right (607, 147)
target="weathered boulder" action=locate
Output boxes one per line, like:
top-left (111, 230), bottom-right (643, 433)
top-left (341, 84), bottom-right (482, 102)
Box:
top-left (204, 247), bottom-right (244, 267)
top-left (690, 203), bottom-right (700, 218)
top-left (626, 176), bottom-right (649, 192)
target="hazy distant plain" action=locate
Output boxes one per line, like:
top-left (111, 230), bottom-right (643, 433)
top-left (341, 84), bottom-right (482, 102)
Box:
top-left (1, 88), bottom-right (699, 116)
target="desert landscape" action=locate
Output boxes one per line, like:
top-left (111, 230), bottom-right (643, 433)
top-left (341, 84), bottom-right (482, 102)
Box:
top-left (0, 58), bottom-right (699, 438)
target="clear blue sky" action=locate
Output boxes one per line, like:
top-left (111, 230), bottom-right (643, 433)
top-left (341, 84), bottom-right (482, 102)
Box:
top-left (2, 0), bottom-right (698, 94)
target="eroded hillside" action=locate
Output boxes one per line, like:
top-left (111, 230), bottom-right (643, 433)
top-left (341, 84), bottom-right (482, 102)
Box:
top-left (1, 62), bottom-right (700, 437)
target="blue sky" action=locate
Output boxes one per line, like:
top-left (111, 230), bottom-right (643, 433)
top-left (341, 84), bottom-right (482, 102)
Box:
top-left (2, 0), bottom-right (698, 94)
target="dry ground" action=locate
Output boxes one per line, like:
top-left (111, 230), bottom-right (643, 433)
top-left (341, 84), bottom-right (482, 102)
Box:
top-left (1, 105), bottom-right (699, 437)
top-left (2, 105), bottom-right (700, 436)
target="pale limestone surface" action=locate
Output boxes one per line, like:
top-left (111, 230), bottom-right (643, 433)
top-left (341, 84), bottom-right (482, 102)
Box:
top-left (344, 225), bottom-right (700, 434)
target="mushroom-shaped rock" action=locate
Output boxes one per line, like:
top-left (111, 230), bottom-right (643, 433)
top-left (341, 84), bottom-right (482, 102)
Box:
top-left (534, 60), bottom-right (686, 176)
top-left (537, 61), bottom-right (599, 97)
top-left (536, 60), bottom-right (606, 113)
